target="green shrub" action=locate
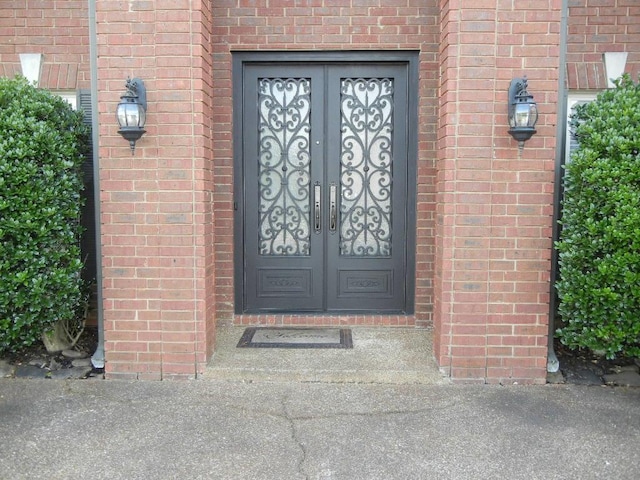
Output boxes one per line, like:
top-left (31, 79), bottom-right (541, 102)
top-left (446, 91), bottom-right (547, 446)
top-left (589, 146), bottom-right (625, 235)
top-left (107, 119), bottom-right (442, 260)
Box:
top-left (556, 75), bottom-right (640, 359)
top-left (0, 76), bottom-right (88, 353)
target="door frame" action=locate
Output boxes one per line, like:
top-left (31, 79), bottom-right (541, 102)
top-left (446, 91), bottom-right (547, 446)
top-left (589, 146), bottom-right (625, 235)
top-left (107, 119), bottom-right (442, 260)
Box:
top-left (232, 51), bottom-right (419, 314)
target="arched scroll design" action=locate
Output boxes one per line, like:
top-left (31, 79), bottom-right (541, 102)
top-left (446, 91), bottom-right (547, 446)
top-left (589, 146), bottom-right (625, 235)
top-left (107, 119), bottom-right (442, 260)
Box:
top-left (339, 78), bottom-right (394, 257)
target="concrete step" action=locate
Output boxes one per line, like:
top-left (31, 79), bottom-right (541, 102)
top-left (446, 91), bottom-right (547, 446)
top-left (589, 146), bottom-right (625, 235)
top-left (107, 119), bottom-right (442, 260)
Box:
top-left (203, 326), bottom-right (447, 384)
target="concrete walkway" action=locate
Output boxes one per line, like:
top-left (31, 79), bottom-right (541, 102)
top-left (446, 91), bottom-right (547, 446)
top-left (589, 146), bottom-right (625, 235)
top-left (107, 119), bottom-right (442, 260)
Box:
top-left (0, 379), bottom-right (639, 479)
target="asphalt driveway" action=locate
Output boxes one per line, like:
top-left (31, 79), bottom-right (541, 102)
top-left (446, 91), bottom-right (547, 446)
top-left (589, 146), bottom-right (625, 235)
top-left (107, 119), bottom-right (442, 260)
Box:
top-left (0, 379), bottom-right (638, 479)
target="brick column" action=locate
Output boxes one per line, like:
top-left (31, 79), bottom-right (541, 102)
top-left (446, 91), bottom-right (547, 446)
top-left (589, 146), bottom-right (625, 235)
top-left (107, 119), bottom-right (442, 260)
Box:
top-left (96, 0), bottom-right (215, 379)
top-left (435, 0), bottom-right (561, 383)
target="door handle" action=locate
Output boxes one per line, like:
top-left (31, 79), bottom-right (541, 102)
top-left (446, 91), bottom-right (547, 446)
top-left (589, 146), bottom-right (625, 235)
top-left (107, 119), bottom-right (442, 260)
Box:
top-left (314, 182), bottom-right (321, 233)
top-left (329, 182), bottom-right (337, 232)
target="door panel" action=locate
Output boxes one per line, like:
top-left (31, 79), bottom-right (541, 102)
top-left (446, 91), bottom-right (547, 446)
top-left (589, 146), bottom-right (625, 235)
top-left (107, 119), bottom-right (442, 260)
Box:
top-left (243, 66), bottom-right (325, 311)
top-left (241, 62), bottom-right (409, 313)
top-left (326, 66), bottom-right (408, 311)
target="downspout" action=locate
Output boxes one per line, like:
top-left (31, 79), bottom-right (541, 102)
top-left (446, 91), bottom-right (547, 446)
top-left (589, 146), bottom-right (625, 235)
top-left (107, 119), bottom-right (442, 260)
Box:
top-left (547, 0), bottom-right (570, 374)
top-left (88, 0), bottom-right (105, 370)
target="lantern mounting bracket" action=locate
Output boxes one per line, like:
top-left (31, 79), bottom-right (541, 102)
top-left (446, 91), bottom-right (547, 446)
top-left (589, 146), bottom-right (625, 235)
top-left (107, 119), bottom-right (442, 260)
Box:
top-left (125, 77), bottom-right (147, 110)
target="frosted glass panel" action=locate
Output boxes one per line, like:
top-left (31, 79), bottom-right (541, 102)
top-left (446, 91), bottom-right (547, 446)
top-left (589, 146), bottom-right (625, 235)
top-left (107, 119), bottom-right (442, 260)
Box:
top-left (258, 78), bottom-right (312, 256)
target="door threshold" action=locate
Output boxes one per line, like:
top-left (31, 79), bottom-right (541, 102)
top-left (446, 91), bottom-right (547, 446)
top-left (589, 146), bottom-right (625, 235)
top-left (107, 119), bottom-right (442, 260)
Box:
top-left (234, 313), bottom-right (419, 327)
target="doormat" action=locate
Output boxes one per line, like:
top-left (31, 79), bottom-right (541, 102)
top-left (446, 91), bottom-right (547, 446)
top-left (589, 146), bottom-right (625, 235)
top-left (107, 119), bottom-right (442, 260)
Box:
top-left (237, 327), bottom-right (353, 349)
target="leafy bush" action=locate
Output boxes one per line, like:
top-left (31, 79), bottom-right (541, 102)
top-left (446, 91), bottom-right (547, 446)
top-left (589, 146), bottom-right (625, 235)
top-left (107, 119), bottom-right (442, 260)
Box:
top-left (556, 75), bottom-right (640, 359)
top-left (0, 76), bottom-right (88, 354)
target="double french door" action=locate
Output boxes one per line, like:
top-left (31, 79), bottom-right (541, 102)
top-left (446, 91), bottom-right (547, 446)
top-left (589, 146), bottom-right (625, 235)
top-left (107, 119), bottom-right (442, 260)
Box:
top-left (236, 57), bottom-right (415, 313)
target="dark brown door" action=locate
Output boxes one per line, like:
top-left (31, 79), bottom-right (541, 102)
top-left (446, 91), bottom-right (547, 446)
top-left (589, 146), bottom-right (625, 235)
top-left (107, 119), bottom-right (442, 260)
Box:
top-left (240, 61), bottom-right (411, 313)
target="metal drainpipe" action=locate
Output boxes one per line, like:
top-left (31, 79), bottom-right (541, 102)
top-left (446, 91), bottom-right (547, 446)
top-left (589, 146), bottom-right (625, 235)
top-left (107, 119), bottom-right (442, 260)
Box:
top-left (88, 0), bottom-right (105, 369)
top-left (547, 0), bottom-right (570, 374)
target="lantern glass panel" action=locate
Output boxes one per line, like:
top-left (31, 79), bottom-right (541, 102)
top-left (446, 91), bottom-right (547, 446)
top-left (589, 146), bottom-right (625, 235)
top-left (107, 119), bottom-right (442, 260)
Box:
top-left (514, 103), bottom-right (531, 128)
top-left (527, 103), bottom-right (538, 127)
top-left (117, 102), bottom-right (141, 128)
top-left (137, 105), bottom-right (146, 128)
top-left (116, 102), bottom-right (126, 127)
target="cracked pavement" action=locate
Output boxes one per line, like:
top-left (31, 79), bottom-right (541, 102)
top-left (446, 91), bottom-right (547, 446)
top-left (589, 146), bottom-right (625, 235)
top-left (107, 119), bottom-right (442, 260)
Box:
top-left (1, 379), bottom-right (639, 479)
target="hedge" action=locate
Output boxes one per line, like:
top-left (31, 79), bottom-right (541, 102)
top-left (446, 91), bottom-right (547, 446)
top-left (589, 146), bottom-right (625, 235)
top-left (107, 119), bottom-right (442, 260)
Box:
top-left (556, 75), bottom-right (640, 359)
top-left (0, 76), bottom-right (88, 353)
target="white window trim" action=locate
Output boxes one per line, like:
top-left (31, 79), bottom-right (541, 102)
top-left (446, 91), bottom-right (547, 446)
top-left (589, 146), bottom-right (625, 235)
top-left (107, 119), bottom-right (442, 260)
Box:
top-left (565, 92), bottom-right (598, 164)
top-left (56, 91), bottom-right (77, 110)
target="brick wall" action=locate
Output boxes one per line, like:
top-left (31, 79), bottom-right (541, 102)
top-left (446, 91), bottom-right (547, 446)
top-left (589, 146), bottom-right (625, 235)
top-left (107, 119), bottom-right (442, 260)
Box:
top-left (567, 0), bottom-right (640, 89)
top-left (4, 0), bottom-right (634, 382)
top-left (211, 0), bottom-right (440, 327)
top-left (96, 0), bottom-right (215, 379)
top-left (435, 0), bottom-right (561, 384)
top-left (0, 0), bottom-right (90, 90)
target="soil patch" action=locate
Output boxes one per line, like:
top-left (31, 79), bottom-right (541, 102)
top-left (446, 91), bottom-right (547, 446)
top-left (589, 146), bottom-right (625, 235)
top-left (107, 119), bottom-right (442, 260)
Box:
top-left (1, 327), bottom-right (101, 379)
top-left (553, 339), bottom-right (640, 387)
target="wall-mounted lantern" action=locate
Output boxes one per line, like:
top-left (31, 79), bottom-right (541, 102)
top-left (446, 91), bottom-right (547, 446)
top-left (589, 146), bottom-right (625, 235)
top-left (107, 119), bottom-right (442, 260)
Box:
top-left (116, 77), bottom-right (147, 154)
top-left (508, 77), bottom-right (538, 152)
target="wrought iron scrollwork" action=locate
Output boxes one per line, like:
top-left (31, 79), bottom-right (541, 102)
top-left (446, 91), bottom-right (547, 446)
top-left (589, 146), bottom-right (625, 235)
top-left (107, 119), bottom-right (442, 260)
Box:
top-left (258, 78), bottom-right (312, 256)
top-left (339, 78), bottom-right (394, 256)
